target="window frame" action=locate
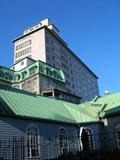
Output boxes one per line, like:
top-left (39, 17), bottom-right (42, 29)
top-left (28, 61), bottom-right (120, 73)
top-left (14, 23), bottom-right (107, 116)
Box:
top-left (58, 127), bottom-right (68, 155)
top-left (80, 127), bottom-right (95, 151)
top-left (26, 124), bottom-right (40, 158)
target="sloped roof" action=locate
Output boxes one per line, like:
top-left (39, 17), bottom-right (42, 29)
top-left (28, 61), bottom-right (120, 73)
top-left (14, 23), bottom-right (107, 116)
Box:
top-left (78, 101), bottom-right (104, 119)
top-left (0, 85), bottom-right (96, 124)
top-left (78, 93), bottom-right (120, 118)
top-left (0, 85), bottom-right (120, 125)
top-left (96, 92), bottom-right (120, 117)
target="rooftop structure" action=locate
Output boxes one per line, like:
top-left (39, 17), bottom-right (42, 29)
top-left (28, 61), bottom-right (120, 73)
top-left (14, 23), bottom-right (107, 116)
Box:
top-left (0, 58), bottom-right (81, 103)
top-left (23, 18), bottom-right (59, 36)
top-left (0, 58), bottom-right (65, 84)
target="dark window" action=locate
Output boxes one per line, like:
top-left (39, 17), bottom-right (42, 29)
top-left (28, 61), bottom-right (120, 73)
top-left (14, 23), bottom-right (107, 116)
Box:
top-left (21, 61), bottom-right (24, 66)
top-left (81, 128), bottom-right (94, 151)
top-left (59, 128), bottom-right (68, 155)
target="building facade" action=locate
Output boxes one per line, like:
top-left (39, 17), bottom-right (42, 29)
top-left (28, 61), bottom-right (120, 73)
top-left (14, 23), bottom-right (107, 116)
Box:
top-left (13, 18), bottom-right (99, 102)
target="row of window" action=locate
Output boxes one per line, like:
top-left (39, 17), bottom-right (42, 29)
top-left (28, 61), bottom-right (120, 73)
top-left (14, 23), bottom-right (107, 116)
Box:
top-left (26, 124), bottom-right (120, 158)
top-left (16, 40), bottom-right (31, 51)
top-left (15, 47), bottom-right (31, 58)
top-left (27, 126), bottom-right (68, 158)
top-left (26, 125), bottom-right (95, 158)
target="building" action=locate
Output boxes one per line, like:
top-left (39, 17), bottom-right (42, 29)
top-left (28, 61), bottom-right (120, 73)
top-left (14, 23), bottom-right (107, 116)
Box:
top-left (0, 84), bottom-right (120, 159)
top-left (0, 57), bottom-right (81, 104)
top-left (13, 18), bottom-right (99, 102)
top-left (1, 18), bottom-right (120, 160)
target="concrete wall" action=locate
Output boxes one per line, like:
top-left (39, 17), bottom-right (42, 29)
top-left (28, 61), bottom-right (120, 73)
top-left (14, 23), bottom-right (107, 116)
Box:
top-left (11, 58), bottom-right (35, 71)
top-left (14, 29), bottom-right (46, 63)
top-left (12, 74), bottom-right (65, 94)
top-left (40, 76), bottom-right (65, 92)
top-left (12, 74), bottom-right (40, 93)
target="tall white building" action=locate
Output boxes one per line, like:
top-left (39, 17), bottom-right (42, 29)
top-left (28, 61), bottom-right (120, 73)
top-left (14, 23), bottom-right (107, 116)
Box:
top-left (13, 18), bottom-right (99, 102)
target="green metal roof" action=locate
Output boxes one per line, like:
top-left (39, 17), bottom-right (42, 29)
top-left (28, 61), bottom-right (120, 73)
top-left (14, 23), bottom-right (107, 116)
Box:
top-left (79, 93), bottom-right (120, 118)
top-left (0, 60), bottom-right (65, 84)
top-left (78, 102), bottom-right (103, 120)
top-left (0, 85), bottom-right (96, 124)
top-left (96, 92), bottom-right (120, 117)
top-left (0, 85), bottom-right (120, 124)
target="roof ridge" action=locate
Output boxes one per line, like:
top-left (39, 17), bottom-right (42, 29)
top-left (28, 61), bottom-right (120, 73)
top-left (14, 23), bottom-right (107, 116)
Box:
top-left (92, 96), bottom-right (100, 102)
top-left (63, 103), bottom-right (77, 123)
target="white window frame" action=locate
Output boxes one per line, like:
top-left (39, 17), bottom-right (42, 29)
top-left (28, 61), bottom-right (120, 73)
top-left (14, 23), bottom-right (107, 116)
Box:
top-left (26, 124), bottom-right (40, 158)
top-left (80, 127), bottom-right (95, 151)
top-left (58, 127), bottom-right (68, 155)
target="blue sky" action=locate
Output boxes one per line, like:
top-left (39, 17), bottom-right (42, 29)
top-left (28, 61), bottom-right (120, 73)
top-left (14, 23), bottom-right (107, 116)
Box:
top-left (0, 0), bottom-right (120, 95)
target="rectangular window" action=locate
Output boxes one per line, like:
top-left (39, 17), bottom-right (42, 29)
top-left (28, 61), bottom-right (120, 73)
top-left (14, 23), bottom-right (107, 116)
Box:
top-left (15, 47), bottom-right (31, 58)
top-left (21, 61), bottom-right (24, 66)
top-left (27, 126), bottom-right (40, 158)
top-left (16, 40), bottom-right (31, 51)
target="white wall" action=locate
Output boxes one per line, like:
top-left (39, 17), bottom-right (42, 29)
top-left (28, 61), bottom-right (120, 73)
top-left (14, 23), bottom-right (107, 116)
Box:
top-left (14, 28), bottom-right (46, 63)
top-left (11, 58), bottom-right (35, 71)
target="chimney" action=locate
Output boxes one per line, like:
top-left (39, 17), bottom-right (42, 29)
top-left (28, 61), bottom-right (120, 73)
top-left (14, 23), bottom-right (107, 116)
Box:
top-left (104, 90), bottom-right (110, 95)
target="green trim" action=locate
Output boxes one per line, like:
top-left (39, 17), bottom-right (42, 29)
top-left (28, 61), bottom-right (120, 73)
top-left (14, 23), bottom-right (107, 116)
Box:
top-left (0, 60), bottom-right (65, 84)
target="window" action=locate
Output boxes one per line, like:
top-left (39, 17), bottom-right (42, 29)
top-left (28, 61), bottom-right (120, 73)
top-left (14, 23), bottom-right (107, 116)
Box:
top-left (27, 125), bottom-right (39, 158)
top-left (58, 128), bottom-right (68, 155)
top-left (14, 74), bottom-right (21, 81)
top-left (12, 67), bottom-right (15, 70)
top-left (12, 84), bottom-right (20, 89)
top-left (46, 55), bottom-right (50, 61)
top-left (15, 47), bottom-right (31, 58)
top-left (28, 55), bottom-right (31, 58)
top-left (29, 66), bottom-right (37, 76)
top-left (21, 71), bottom-right (27, 79)
top-left (115, 124), bottom-right (120, 149)
top-left (52, 55), bottom-right (55, 60)
top-left (16, 40), bottom-right (31, 51)
top-left (21, 61), bottom-right (24, 66)
top-left (81, 128), bottom-right (94, 151)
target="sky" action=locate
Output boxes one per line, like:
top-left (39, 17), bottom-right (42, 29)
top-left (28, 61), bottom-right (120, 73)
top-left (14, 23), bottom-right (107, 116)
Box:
top-left (0, 0), bottom-right (120, 96)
